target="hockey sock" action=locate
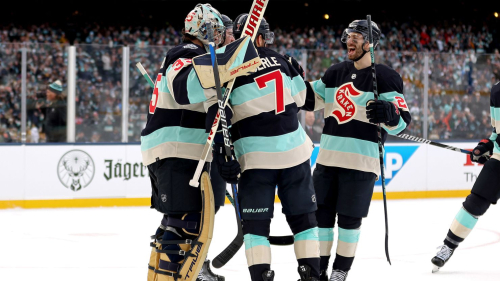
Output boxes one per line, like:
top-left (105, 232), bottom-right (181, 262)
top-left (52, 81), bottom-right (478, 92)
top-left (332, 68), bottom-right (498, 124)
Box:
top-left (316, 205), bottom-right (336, 272)
top-left (445, 207), bottom-right (478, 249)
top-left (243, 219), bottom-right (271, 281)
top-left (333, 215), bottom-right (362, 272)
top-left (287, 212), bottom-right (320, 279)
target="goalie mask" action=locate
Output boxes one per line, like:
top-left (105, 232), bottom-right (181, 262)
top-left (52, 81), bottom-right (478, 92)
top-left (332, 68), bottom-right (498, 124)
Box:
top-left (233, 13), bottom-right (274, 45)
top-left (184, 3), bottom-right (226, 47)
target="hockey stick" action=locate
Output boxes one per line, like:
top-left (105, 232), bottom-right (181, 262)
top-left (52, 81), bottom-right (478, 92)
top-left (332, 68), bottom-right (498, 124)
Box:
top-left (136, 62), bottom-right (155, 88)
top-left (367, 15), bottom-right (391, 265)
top-left (188, 0), bottom-right (269, 188)
top-left (395, 133), bottom-right (473, 155)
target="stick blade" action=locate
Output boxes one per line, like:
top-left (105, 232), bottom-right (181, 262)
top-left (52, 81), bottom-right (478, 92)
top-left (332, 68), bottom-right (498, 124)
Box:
top-left (212, 235), bottom-right (244, 268)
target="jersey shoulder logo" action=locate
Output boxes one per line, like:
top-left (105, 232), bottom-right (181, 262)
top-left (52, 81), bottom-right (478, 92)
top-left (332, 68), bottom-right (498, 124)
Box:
top-left (332, 82), bottom-right (363, 124)
top-left (183, 44), bottom-right (198, 49)
top-left (351, 74), bottom-right (356, 79)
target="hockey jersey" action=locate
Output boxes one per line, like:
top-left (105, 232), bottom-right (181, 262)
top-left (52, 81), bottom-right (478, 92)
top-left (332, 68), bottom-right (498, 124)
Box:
top-left (489, 81), bottom-right (500, 160)
top-left (307, 61), bottom-right (411, 176)
top-left (177, 47), bottom-right (314, 172)
top-left (140, 43), bottom-right (217, 166)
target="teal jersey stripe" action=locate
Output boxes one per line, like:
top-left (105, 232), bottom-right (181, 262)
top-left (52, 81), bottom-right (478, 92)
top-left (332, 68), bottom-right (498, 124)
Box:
top-left (320, 134), bottom-right (378, 159)
top-left (290, 76), bottom-right (307, 97)
top-left (489, 131), bottom-right (500, 154)
top-left (379, 91), bottom-right (406, 102)
top-left (384, 115), bottom-right (408, 135)
top-left (244, 234), bottom-right (270, 250)
top-left (294, 227), bottom-right (319, 242)
top-left (338, 227), bottom-right (361, 243)
top-left (230, 73), bottom-right (294, 106)
top-left (233, 126), bottom-right (306, 158)
top-left (158, 65), bottom-right (172, 94)
top-left (186, 68), bottom-right (207, 104)
top-left (311, 79), bottom-right (326, 100)
top-left (318, 227), bottom-right (334, 242)
top-left (491, 106), bottom-right (500, 121)
top-left (455, 208), bottom-right (478, 229)
top-left (140, 126), bottom-right (208, 151)
top-left (324, 87), bottom-right (374, 107)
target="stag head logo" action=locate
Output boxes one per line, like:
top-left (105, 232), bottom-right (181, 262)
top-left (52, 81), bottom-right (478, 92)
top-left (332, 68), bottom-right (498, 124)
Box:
top-left (57, 150), bottom-right (95, 191)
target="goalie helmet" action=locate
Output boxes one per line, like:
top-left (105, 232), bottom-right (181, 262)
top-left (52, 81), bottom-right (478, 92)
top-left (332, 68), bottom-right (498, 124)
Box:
top-left (341, 19), bottom-right (381, 48)
top-left (184, 3), bottom-right (226, 46)
top-left (233, 13), bottom-right (274, 44)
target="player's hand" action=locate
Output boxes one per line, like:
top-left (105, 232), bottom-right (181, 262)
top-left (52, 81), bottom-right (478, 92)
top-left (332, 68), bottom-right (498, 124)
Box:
top-left (366, 99), bottom-right (400, 125)
top-left (470, 139), bottom-right (493, 164)
top-left (284, 54), bottom-right (305, 79)
top-left (213, 142), bottom-right (241, 184)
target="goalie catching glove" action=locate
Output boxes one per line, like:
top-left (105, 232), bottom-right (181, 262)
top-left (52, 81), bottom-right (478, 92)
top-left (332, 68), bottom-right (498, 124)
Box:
top-left (470, 139), bottom-right (493, 164)
top-left (213, 140), bottom-right (241, 184)
top-left (366, 99), bottom-right (400, 126)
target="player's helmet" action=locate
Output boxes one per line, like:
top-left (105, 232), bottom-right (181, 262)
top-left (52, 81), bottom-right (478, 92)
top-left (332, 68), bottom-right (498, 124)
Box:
top-left (233, 13), bottom-right (274, 44)
top-left (221, 14), bottom-right (233, 29)
top-left (341, 19), bottom-right (381, 48)
top-left (184, 3), bottom-right (226, 46)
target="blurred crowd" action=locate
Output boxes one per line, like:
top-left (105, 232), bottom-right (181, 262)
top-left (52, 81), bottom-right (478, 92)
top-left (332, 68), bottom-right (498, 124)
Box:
top-left (1, 20), bottom-right (499, 143)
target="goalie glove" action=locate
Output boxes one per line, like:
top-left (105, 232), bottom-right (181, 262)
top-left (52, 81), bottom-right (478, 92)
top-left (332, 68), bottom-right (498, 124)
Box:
top-left (284, 54), bottom-right (305, 79)
top-left (213, 141), bottom-right (241, 184)
top-left (470, 139), bottom-right (494, 164)
top-left (366, 99), bottom-right (400, 126)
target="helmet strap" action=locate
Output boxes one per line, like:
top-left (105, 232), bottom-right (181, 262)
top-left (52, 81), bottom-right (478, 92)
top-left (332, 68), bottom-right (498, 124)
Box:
top-left (352, 49), bottom-right (368, 62)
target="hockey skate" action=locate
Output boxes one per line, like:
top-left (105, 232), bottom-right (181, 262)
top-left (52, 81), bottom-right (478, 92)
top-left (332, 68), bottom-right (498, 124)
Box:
top-left (262, 270), bottom-right (275, 281)
top-left (297, 265), bottom-right (319, 281)
top-left (319, 270), bottom-right (328, 281)
top-left (197, 259), bottom-right (225, 281)
top-left (329, 269), bottom-right (348, 281)
top-left (431, 245), bottom-right (455, 273)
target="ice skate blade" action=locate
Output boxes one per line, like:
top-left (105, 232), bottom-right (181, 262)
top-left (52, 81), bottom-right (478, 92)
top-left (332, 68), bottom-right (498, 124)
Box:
top-left (432, 265), bottom-right (440, 273)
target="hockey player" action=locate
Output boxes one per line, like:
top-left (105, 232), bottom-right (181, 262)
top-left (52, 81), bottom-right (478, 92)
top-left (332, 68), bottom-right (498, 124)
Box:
top-left (174, 13), bottom-right (321, 281)
top-left (431, 81), bottom-right (500, 273)
top-left (303, 20), bottom-right (411, 281)
top-left (142, 4), bottom-right (229, 281)
top-left (220, 14), bottom-right (235, 47)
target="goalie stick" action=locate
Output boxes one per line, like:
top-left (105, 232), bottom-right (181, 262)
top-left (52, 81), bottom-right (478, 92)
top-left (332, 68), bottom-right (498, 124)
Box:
top-left (367, 15), bottom-right (391, 265)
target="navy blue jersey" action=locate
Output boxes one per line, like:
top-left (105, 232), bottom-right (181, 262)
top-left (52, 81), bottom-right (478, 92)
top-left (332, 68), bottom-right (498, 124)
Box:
top-left (307, 61), bottom-right (411, 175)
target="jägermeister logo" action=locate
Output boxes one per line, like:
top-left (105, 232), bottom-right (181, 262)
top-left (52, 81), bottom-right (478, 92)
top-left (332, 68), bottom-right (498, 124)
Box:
top-left (57, 150), bottom-right (95, 191)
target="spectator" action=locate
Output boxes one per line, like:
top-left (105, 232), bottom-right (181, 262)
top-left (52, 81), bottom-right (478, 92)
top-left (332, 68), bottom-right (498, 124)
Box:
top-left (304, 111), bottom-right (322, 142)
top-left (36, 80), bottom-right (66, 142)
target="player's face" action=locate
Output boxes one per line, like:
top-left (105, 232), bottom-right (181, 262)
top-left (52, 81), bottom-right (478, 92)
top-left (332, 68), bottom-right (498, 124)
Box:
top-left (223, 28), bottom-right (235, 46)
top-left (346, 32), bottom-right (366, 60)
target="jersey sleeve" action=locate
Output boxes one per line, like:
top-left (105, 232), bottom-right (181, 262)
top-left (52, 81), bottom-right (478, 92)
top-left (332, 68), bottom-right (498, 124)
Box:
top-left (377, 68), bottom-right (411, 135)
top-left (280, 55), bottom-right (309, 111)
top-left (303, 78), bottom-right (327, 111)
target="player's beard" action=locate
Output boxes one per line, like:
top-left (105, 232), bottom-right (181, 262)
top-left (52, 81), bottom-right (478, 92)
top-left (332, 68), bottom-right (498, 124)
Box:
top-left (347, 43), bottom-right (365, 61)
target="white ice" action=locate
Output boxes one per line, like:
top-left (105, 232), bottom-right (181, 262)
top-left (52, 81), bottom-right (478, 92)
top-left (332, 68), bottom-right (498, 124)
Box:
top-left (1, 198), bottom-right (500, 281)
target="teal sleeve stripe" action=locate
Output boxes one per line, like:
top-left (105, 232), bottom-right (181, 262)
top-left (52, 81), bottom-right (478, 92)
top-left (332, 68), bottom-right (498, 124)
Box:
top-left (338, 227), bottom-right (361, 243)
top-left (490, 132), bottom-right (500, 154)
top-left (290, 76), bottom-right (307, 97)
top-left (384, 115), bottom-right (408, 135)
top-left (228, 40), bottom-right (249, 70)
top-left (311, 79), bottom-right (326, 100)
top-left (325, 87), bottom-right (337, 104)
top-left (159, 65), bottom-right (173, 93)
top-left (140, 126), bottom-right (208, 151)
top-left (491, 106), bottom-right (500, 121)
top-left (294, 227), bottom-right (319, 242)
top-left (320, 134), bottom-right (379, 159)
top-left (318, 228), bottom-right (334, 242)
top-left (233, 125), bottom-right (306, 157)
top-left (455, 208), bottom-right (478, 229)
top-left (379, 91), bottom-right (406, 102)
top-left (244, 234), bottom-right (270, 250)
top-left (351, 91), bottom-right (375, 107)
top-left (186, 68), bottom-right (208, 104)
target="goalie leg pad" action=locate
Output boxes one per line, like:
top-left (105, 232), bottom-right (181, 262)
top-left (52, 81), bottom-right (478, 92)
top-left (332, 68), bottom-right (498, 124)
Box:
top-left (155, 171), bottom-right (215, 281)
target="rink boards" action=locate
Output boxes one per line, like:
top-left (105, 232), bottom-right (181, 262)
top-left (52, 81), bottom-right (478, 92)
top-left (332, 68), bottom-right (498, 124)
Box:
top-left (0, 142), bottom-right (482, 208)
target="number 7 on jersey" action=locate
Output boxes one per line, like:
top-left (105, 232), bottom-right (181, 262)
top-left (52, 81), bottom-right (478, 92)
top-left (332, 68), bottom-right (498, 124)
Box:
top-left (254, 69), bottom-right (285, 114)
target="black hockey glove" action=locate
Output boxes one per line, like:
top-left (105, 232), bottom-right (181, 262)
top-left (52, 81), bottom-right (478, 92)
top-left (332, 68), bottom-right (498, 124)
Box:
top-left (213, 142), bottom-right (241, 184)
top-left (366, 100), bottom-right (400, 126)
top-left (470, 139), bottom-right (493, 164)
top-left (284, 54), bottom-right (305, 79)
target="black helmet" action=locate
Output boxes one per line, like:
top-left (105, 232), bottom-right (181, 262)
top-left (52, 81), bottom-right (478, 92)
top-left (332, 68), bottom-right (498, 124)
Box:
top-left (233, 13), bottom-right (274, 44)
top-left (221, 14), bottom-right (233, 29)
top-left (341, 19), bottom-right (381, 48)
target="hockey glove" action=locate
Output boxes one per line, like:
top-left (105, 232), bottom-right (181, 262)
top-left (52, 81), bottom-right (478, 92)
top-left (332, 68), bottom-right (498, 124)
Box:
top-left (284, 54), bottom-right (305, 79)
top-left (366, 100), bottom-right (400, 126)
top-left (470, 139), bottom-right (493, 164)
top-left (213, 142), bottom-right (241, 184)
